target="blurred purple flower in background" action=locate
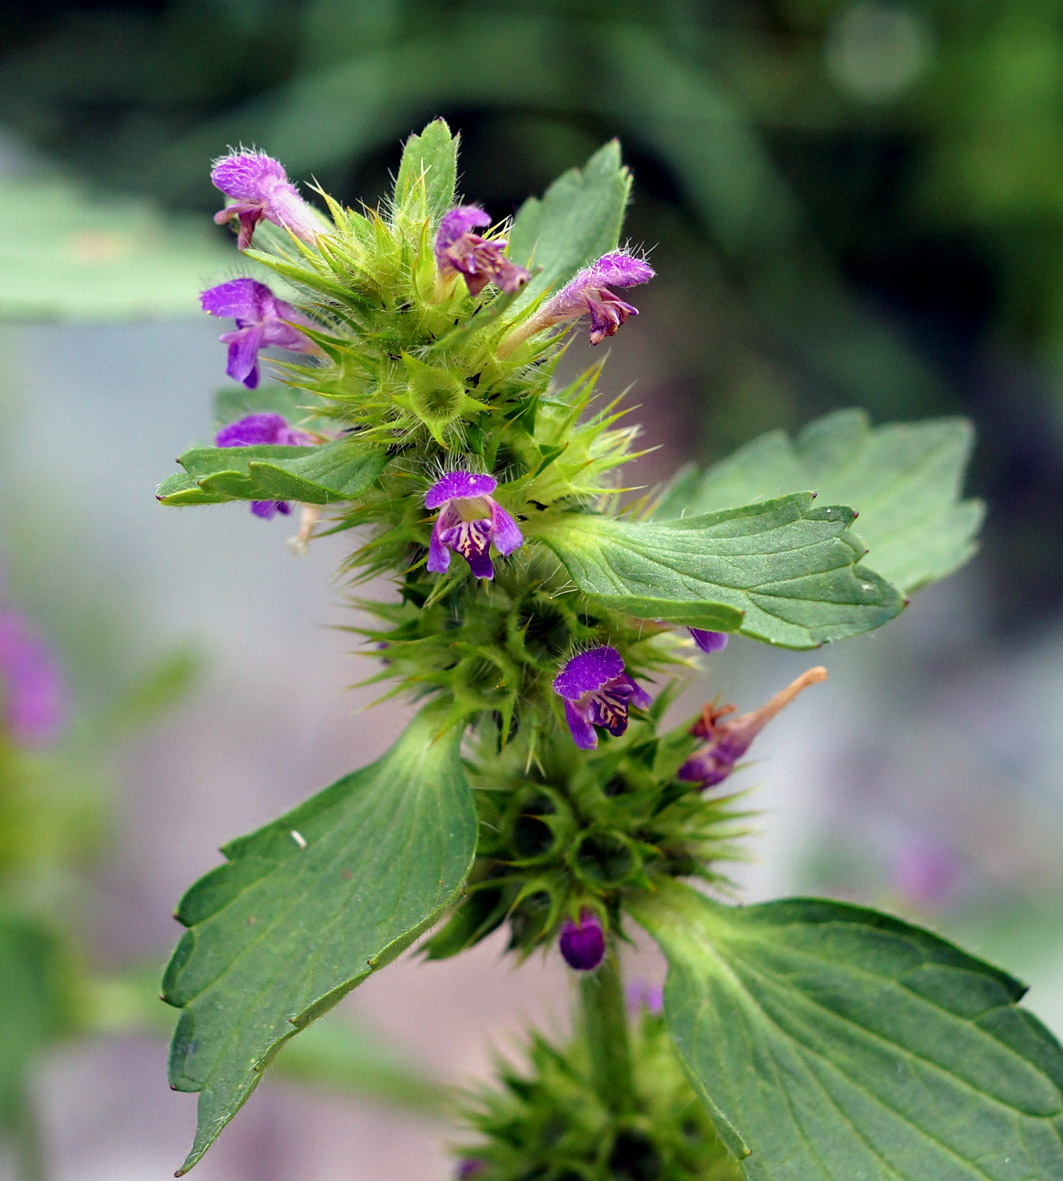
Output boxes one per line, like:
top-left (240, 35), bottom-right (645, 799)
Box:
top-left (891, 837), bottom-right (961, 910)
top-left (0, 569), bottom-right (67, 746)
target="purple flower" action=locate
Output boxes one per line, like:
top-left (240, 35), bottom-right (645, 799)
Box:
top-left (424, 471), bottom-right (523, 580)
top-left (215, 412), bottom-right (313, 521)
top-left (211, 151), bottom-right (321, 250)
top-left (200, 279), bottom-right (316, 390)
top-left (678, 666), bottom-right (827, 789)
top-left (553, 646), bottom-right (651, 750)
top-left (558, 911), bottom-right (605, 971)
top-left (688, 629), bottom-right (728, 653)
top-left (456, 1162), bottom-right (486, 1179)
top-left (892, 839), bottom-right (960, 910)
top-left (537, 251), bottom-right (654, 345)
top-left (434, 206), bottom-right (529, 297)
top-left (0, 605), bottom-right (67, 747)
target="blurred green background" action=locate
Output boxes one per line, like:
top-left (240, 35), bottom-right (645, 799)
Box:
top-left (0, 1), bottom-right (1061, 1178)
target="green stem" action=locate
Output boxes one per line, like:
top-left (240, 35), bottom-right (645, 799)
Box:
top-left (578, 949), bottom-right (634, 1114)
top-left (12, 1094), bottom-right (46, 1181)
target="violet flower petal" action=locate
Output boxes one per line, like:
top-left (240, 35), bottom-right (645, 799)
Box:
top-left (553, 646), bottom-right (624, 699)
top-left (563, 699), bottom-right (599, 751)
top-left (488, 502), bottom-right (523, 556)
top-left (689, 629), bottom-right (729, 653)
top-left (425, 471), bottom-right (497, 509)
top-left (435, 206), bottom-right (492, 257)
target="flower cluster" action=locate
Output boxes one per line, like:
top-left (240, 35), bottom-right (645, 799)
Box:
top-left (185, 139), bottom-right (828, 994)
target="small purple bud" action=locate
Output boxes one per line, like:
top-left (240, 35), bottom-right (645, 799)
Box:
top-left (424, 471), bottom-right (523, 580)
top-left (559, 911), bottom-right (605, 972)
top-left (200, 279), bottom-right (317, 390)
top-left (553, 646), bottom-right (651, 750)
top-left (214, 412), bottom-right (313, 520)
top-left (434, 205), bottom-right (529, 297)
top-left (456, 1161), bottom-right (486, 1179)
top-left (678, 667), bottom-right (826, 789)
top-left (688, 629), bottom-right (728, 653)
top-left (533, 251), bottom-right (654, 346)
top-left (211, 150), bottom-right (321, 250)
top-left (0, 605), bottom-right (67, 747)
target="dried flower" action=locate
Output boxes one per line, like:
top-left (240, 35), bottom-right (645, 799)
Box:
top-left (553, 646), bottom-right (651, 750)
top-left (211, 151), bottom-right (321, 250)
top-left (200, 279), bottom-right (317, 390)
top-left (425, 472), bottom-right (523, 580)
top-left (215, 413), bottom-right (313, 520)
top-left (434, 206), bottom-right (529, 298)
top-left (558, 911), bottom-right (605, 971)
top-left (678, 667), bottom-right (827, 788)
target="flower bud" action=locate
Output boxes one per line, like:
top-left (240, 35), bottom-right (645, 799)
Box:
top-left (558, 911), bottom-right (606, 972)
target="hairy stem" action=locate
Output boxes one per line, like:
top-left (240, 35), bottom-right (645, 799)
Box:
top-left (579, 949), bottom-right (634, 1114)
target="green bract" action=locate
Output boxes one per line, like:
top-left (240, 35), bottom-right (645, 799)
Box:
top-left (158, 121), bottom-right (1061, 1181)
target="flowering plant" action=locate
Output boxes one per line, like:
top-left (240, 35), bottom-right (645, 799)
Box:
top-left (158, 121), bottom-right (1063, 1179)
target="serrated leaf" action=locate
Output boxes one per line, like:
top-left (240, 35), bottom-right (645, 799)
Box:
top-left (157, 438), bottom-right (388, 507)
top-left (507, 140), bottom-right (632, 308)
top-left (633, 882), bottom-right (1063, 1181)
top-left (0, 175), bottom-right (228, 321)
top-left (655, 410), bottom-right (983, 594)
top-left (530, 493), bottom-right (904, 649)
top-left (162, 709), bottom-right (477, 1175)
top-left (394, 118), bottom-right (459, 224)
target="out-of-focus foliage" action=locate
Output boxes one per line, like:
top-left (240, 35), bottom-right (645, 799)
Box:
top-left (0, 175), bottom-right (229, 319)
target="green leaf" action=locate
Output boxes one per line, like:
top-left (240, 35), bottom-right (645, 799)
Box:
top-left (655, 411), bottom-right (983, 594)
top-left (530, 494), bottom-right (905, 649)
top-left (394, 118), bottom-right (459, 224)
top-left (157, 438), bottom-right (388, 507)
top-left (507, 140), bottom-right (632, 308)
top-left (633, 882), bottom-right (1063, 1181)
top-left (162, 709), bottom-right (477, 1175)
top-left (0, 175), bottom-right (228, 321)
